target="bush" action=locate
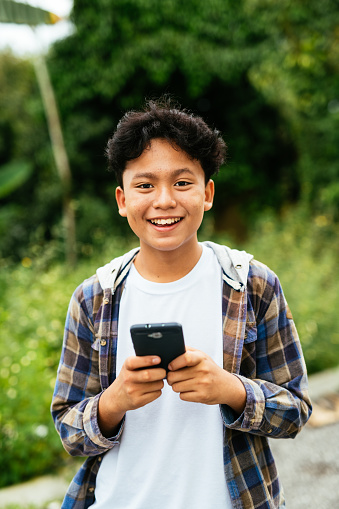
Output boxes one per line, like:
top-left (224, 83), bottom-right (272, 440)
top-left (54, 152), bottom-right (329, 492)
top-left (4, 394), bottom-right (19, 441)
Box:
top-left (0, 238), bottom-right (133, 488)
top-left (210, 206), bottom-right (339, 374)
top-left (1, 215), bottom-right (339, 487)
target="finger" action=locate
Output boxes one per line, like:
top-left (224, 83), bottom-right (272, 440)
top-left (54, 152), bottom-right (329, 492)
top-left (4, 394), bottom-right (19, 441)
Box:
top-left (136, 367), bottom-right (167, 383)
top-left (167, 367), bottom-right (195, 385)
top-left (124, 380), bottom-right (164, 405)
top-left (138, 379), bottom-right (165, 393)
top-left (179, 391), bottom-right (201, 403)
top-left (129, 389), bottom-right (163, 410)
top-left (170, 379), bottom-right (196, 394)
top-left (125, 355), bottom-right (161, 371)
top-left (138, 390), bottom-right (163, 406)
top-left (168, 348), bottom-right (201, 371)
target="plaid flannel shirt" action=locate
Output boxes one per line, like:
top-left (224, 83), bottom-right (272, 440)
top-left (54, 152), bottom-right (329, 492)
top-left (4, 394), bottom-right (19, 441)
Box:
top-left (51, 242), bottom-right (312, 509)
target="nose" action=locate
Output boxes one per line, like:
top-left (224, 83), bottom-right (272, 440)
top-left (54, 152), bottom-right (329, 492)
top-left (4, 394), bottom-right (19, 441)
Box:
top-left (153, 185), bottom-right (176, 209)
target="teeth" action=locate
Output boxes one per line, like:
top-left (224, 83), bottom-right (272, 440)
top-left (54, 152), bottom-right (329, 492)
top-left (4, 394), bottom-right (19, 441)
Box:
top-left (150, 217), bottom-right (181, 225)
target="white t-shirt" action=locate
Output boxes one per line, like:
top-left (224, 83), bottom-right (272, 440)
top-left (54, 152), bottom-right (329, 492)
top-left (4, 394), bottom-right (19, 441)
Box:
top-left (90, 245), bottom-right (232, 509)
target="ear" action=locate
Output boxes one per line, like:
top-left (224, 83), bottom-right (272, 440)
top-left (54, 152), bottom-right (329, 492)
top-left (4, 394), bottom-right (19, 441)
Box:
top-left (204, 179), bottom-right (215, 211)
top-left (115, 186), bottom-right (127, 217)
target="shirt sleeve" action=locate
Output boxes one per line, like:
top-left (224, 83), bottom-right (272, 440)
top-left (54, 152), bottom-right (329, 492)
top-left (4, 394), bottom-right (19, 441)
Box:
top-left (51, 278), bottom-right (124, 456)
top-left (221, 261), bottom-right (312, 438)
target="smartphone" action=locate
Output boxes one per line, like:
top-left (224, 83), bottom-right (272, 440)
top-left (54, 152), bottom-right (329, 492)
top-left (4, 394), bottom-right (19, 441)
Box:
top-left (130, 322), bottom-right (185, 372)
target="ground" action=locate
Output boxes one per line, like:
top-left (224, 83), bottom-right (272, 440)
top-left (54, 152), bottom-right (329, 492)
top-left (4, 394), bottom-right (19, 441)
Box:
top-left (272, 421), bottom-right (339, 508)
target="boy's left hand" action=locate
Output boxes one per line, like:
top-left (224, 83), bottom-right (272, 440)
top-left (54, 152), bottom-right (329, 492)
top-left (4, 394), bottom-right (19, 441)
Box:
top-left (167, 347), bottom-right (246, 414)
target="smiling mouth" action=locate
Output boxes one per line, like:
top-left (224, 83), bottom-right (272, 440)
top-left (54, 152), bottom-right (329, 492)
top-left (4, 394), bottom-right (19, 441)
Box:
top-left (149, 217), bottom-right (182, 226)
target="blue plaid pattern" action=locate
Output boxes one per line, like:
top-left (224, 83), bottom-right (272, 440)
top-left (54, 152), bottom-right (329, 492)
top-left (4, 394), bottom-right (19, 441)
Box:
top-left (51, 245), bottom-right (311, 509)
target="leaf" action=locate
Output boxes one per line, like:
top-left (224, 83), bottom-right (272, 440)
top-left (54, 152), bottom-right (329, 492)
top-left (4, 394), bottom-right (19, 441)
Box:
top-left (0, 0), bottom-right (61, 26)
top-left (0, 160), bottom-right (33, 199)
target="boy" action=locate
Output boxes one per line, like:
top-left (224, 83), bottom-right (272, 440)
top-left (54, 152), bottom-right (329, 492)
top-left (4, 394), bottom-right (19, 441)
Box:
top-left (51, 99), bottom-right (312, 509)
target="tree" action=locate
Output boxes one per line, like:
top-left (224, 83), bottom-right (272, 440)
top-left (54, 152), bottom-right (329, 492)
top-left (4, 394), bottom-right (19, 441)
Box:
top-left (0, 0), bottom-right (76, 265)
top-left (48, 0), bottom-right (299, 240)
top-left (240, 0), bottom-right (339, 218)
top-left (0, 51), bottom-right (47, 259)
top-left (3, 0), bottom-right (338, 257)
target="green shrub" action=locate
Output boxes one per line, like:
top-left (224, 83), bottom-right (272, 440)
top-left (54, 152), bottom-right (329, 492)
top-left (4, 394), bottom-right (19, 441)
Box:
top-left (210, 207), bottom-right (339, 374)
top-left (1, 215), bottom-right (339, 488)
top-left (0, 239), bottom-right (133, 488)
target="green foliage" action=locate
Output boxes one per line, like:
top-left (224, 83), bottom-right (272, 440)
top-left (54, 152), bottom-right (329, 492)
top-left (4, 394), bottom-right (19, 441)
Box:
top-left (48, 0), bottom-right (298, 231)
top-left (1, 219), bottom-right (339, 487)
top-left (206, 198), bottom-right (339, 382)
top-left (1, 0), bottom-right (339, 491)
top-left (1, 0), bottom-right (339, 263)
top-left (0, 264), bottom-right (68, 487)
top-left (3, 506), bottom-right (39, 509)
top-left (0, 0), bottom-right (60, 25)
top-left (246, 0), bottom-right (339, 215)
top-left (0, 239), bottom-right (134, 488)
top-left (0, 0), bottom-right (338, 493)
top-left (0, 51), bottom-right (58, 261)
top-left (229, 207), bottom-right (339, 374)
top-left (0, 160), bottom-right (33, 198)
top-left (0, 51), bottom-right (40, 164)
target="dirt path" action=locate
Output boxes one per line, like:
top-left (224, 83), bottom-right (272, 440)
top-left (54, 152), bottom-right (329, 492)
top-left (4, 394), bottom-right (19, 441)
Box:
top-left (271, 421), bottom-right (339, 508)
top-left (0, 475), bottom-right (69, 508)
top-left (271, 366), bottom-right (339, 508)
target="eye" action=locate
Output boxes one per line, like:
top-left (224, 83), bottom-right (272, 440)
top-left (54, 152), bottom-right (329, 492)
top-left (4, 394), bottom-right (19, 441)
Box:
top-left (174, 180), bottom-right (191, 187)
top-left (137, 183), bottom-right (153, 189)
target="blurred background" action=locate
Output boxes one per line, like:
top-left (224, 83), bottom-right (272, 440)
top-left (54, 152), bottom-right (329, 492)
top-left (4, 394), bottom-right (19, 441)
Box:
top-left (0, 0), bottom-right (339, 503)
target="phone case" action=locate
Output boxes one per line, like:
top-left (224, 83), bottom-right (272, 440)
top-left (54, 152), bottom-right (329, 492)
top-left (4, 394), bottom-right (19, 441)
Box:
top-left (130, 322), bottom-right (185, 372)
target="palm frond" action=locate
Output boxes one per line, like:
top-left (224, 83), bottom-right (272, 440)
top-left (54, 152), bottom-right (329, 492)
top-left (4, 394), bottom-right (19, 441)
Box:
top-left (0, 0), bottom-right (61, 26)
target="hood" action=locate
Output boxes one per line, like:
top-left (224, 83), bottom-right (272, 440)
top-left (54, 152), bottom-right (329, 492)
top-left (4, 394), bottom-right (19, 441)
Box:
top-left (203, 241), bottom-right (253, 291)
top-left (96, 242), bottom-right (253, 293)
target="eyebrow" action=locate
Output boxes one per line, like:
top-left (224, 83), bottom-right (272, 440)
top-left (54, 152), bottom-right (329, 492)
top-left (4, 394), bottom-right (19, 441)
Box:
top-left (131, 168), bottom-right (195, 181)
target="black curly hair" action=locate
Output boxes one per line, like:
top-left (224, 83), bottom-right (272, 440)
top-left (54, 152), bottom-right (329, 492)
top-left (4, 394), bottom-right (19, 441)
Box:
top-left (106, 97), bottom-right (227, 187)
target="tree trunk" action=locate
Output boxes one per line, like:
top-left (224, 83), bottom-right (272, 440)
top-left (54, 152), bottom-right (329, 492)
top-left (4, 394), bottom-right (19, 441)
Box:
top-left (33, 52), bottom-right (77, 267)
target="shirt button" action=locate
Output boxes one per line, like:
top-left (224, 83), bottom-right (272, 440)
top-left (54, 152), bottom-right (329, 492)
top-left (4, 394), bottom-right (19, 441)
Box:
top-left (100, 339), bottom-right (107, 346)
top-left (267, 428), bottom-right (273, 434)
top-left (235, 264), bottom-right (242, 269)
top-left (103, 298), bottom-right (109, 305)
top-left (98, 456), bottom-right (102, 462)
top-left (88, 487), bottom-right (95, 493)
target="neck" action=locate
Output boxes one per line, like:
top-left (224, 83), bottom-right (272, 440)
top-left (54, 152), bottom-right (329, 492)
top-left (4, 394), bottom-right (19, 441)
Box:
top-left (134, 241), bottom-right (203, 283)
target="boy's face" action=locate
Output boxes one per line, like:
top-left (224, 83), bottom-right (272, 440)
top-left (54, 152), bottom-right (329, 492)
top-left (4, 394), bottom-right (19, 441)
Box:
top-left (115, 138), bottom-right (214, 258)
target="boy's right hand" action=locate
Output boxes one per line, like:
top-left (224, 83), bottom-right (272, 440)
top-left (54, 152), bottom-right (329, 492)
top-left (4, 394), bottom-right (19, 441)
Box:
top-left (98, 356), bottom-right (165, 437)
